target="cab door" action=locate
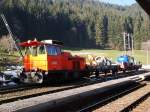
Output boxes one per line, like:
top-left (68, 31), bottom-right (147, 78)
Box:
top-left (47, 45), bottom-right (63, 71)
top-left (31, 45), bottom-right (48, 71)
top-left (23, 46), bottom-right (33, 71)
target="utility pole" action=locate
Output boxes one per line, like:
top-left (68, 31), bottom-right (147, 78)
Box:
top-left (147, 48), bottom-right (149, 65)
top-left (123, 32), bottom-right (133, 56)
top-left (131, 34), bottom-right (134, 56)
top-left (146, 42), bottom-right (149, 65)
top-left (127, 33), bottom-right (131, 50)
top-left (127, 33), bottom-right (131, 56)
top-left (123, 32), bottom-right (127, 54)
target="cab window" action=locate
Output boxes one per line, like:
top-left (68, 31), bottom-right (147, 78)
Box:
top-left (32, 46), bottom-right (38, 56)
top-left (38, 45), bottom-right (46, 54)
top-left (130, 57), bottom-right (134, 63)
top-left (25, 47), bottom-right (32, 55)
top-left (47, 45), bottom-right (61, 55)
top-left (56, 46), bottom-right (61, 55)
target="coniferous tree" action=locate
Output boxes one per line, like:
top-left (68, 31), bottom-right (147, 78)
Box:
top-left (0, 0), bottom-right (149, 49)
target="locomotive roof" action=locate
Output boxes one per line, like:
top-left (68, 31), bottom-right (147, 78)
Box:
top-left (19, 39), bottom-right (63, 47)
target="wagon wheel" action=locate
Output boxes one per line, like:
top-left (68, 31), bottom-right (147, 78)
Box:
top-left (123, 70), bottom-right (126, 73)
top-left (72, 71), bottom-right (80, 79)
top-left (63, 71), bottom-right (69, 80)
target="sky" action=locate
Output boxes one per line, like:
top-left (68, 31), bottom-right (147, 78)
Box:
top-left (98, 0), bottom-right (136, 6)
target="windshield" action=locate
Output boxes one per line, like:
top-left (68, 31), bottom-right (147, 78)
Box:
top-left (25, 47), bottom-right (32, 55)
top-left (24, 45), bottom-right (46, 56)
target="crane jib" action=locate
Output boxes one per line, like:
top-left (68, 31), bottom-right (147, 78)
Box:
top-left (0, 14), bottom-right (23, 58)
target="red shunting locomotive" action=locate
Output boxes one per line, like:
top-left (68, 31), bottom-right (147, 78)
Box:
top-left (19, 39), bottom-right (86, 83)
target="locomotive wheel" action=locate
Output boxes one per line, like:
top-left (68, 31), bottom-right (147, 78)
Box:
top-left (136, 68), bottom-right (139, 71)
top-left (112, 69), bottom-right (118, 78)
top-left (33, 72), bottom-right (43, 83)
top-left (20, 72), bottom-right (28, 83)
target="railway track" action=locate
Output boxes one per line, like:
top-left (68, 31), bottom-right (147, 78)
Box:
top-left (92, 82), bottom-right (150, 112)
top-left (123, 82), bottom-right (150, 112)
top-left (37, 79), bottom-right (149, 112)
top-left (0, 73), bottom-right (149, 112)
top-left (121, 91), bottom-right (150, 112)
top-left (0, 85), bottom-right (74, 105)
top-left (0, 70), bottom-right (146, 92)
top-left (0, 69), bottom-right (146, 93)
top-left (0, 83), bottom-right (42, 94)
top-left (0, 70), bottom-right (148, 107)
top-left (0, 78), bottom-right (104, 105)
top-left (77, 82), bottom-right (147, 112)
top-left (36, 81), bottom-right (144, 112)
top-left (132, 88), bottom-right (150, 112)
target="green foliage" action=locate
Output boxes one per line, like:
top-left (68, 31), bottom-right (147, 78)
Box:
top-left (0, 0), bottom-right (149, 49)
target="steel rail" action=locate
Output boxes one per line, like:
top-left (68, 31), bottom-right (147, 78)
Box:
top-left (120, 92), bottom-right (150, 112)
top-left (78, 83), bottom-right (146, 112)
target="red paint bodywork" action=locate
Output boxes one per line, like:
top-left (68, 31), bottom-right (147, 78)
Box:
top-left (19, 40), bottom-right (86, 73)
